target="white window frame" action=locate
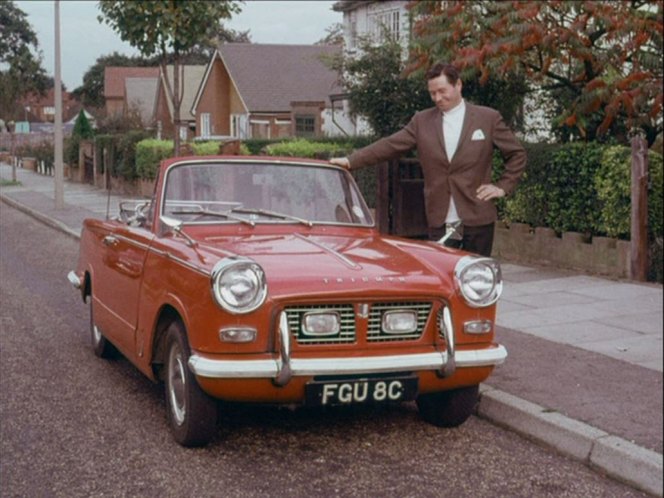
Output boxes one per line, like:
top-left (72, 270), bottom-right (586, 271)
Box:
top-left (200, 113), bottom-right (211, 138)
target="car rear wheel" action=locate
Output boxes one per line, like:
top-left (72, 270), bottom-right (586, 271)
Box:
top-left (164, 320), bottom-right (218, 447)
top-left (416, 385), bottom-right (479, 427)
top-left (88, 293), bottom-right (116, 358)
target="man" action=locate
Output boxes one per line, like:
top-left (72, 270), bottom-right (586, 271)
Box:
top-left (330, 62), bottom-right (526, 257)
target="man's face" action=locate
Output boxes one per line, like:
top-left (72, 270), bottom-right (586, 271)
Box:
top-left (428, 72), bottom-right (463, 113)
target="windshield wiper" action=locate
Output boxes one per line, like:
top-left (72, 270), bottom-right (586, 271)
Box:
top-left (170, 206), bottom-right (255, 226)
top-left (230, 207), bottom-right (313, 227)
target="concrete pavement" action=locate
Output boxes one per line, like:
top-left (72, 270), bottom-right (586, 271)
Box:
top-left (1, 162), bottom-right (662, 496)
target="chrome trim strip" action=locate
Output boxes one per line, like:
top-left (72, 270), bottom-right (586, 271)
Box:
top-left (275, 312), bottom-right (292, 386)
top-left (293, 233), bottom-right (361, 270)
top-left (67, 270), bottom-right (81, 289)
top-left (187, 345), bottom-right (507, 380)
top-left (457, 345), bottom-right (507, 367)
top-left (440, 306), bottom-right (456, 377)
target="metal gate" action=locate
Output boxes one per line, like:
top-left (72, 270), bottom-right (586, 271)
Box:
top-left (375, 158), bottom-right (428, 239)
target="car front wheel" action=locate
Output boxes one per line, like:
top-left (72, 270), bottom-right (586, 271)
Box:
top-left (416, 385), bottom-right (479, 427)
top-left (164, 320), bottom-right (218, 447)
top-left (88, 293), bottom-right (116, 358)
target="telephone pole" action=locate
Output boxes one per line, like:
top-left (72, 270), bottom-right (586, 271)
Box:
top-left (54, 0), bottom-right (64, 209)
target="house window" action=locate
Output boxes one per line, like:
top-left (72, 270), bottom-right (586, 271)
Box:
top-left (43, 106), bottom-right (55, 116)
top-left (369, 9), bottom-right (400, 42)
top-left (200, 113), bottom-right (211, 138)
top-left (231, 114), bottom-right (248, 139)
top-left (295, 115), bottom-right (316, 137)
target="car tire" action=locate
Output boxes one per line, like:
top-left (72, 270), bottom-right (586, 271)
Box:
top-left (164, 320), bottom-right (218, 447)
top-left (416, 385), bottom-right (479, 428)
top-left (88, 293), bottom-right (116, 359)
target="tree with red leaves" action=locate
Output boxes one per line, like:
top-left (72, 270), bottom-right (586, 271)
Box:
top-left (409, 0), bottom-right (662, 145)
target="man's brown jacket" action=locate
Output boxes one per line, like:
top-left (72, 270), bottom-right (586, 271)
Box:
top-left (348, 103), bottom-right (527, 227)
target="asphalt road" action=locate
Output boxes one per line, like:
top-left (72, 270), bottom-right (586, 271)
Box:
top-left (0, 204), bottom-right (649, 498)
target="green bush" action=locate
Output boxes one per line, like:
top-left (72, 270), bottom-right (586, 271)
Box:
top-left (115, 130), bottom-right (151, 180)
top-left (595, 146), bottom-right (663, 239)
top-left (264, 138), bottom-right (352, 158)
top-left (544, 142), bottom-right (605, 235)
top-left (500, 143), bottom-right (563, 227)
top-left (135, 139), bottom-right (174, 180)
top-left (191, 141), bottom-right (220, 155)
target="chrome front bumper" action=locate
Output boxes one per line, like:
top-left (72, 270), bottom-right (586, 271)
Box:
top-left (188, 312), bottom-right (507, 385)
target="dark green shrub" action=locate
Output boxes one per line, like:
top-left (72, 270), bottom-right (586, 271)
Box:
top-left (115, 130), bottom-right (151, 180)
top-left (264, 139), bottom-right (352, 158)
top-left (500, 143), bottom-right (563, 227)
top-left (32, 141), bottom-right (54, 174)
top-left (543, 142), bottom-right (604, 235)
top-left (72, 111), bottom-right (94, 139)
top-left (594, 146), bottom-right (663, 239)
top-left (136, 139), bottom-right (173, 180)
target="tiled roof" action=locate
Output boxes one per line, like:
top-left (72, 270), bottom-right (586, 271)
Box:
top-left (217, 43), bottom-right (342, 112)
top-left (125, 77), bottom-right (159, 124)
top-left (160, 65), bottom-right (207, 120)
top-left (104, 66), bottom-right (159, 98)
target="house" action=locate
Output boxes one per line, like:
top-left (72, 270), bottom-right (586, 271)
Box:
top-left (103, 66), bottom-right (160, 117)
top-left (153, 65), bottom-right (207, 141)
top-left (332, 1), bottom-right (411, 53)
top-left (124, 77), bottom-right (159, 128)
top-left (21, 88), bottom-right (78, 124)
top-left (191, 43), bottom-right (345, 140)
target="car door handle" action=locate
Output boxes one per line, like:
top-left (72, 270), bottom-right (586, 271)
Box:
top-left (103, 235), bottom-right (119, 247)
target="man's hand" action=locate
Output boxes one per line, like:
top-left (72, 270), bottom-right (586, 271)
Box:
top-left (329, 157), bottom-right (350, 169)
top-left (476, 184), bottom-right (505, 201)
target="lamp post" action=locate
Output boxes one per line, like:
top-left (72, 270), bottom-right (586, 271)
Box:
top-left (54, 0), bottom-right (64, 209)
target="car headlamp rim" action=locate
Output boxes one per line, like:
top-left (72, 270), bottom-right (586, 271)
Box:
top-left (211, 257), bottom-right (267, 314)
top-left (301, 311), bottom-right (341, 336)
top-left (454, 256), bottom-right (503, 308)
top-left (381, 309), bottom-right (419, 334)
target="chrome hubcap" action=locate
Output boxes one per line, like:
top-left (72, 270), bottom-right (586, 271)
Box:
top-left (168, 345), bottom-right (187, 425)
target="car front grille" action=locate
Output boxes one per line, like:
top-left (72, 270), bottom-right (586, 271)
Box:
top-left (367, 302), bottom-right (431, 342)
top-left (284, 302), bottom-right (432, 346)
top-left (285, 304), bottom-right (356, 345)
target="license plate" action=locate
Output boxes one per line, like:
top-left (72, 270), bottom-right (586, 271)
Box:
top-left (305, 375), bottom-right (418, 406)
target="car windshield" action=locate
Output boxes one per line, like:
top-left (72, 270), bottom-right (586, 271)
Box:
top-left (161, 161), bottom-right (374, 227)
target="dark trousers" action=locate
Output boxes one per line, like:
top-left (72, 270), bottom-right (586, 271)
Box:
top-left (428, 223), bottom-right (495, 257)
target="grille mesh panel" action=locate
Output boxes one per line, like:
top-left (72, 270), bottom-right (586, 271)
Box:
top-left (285, 304), bottom-right (356, 345)
top-left (368, 302), bottom-right (431, 342)
top-left (285, 302), bottom-right (433, 345)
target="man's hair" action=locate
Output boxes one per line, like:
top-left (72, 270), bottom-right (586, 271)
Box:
top-left (426, 62), bottom-right (460, 84)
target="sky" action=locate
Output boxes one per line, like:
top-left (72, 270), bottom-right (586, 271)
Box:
top-left (14, 0), bottom-right (341, 91)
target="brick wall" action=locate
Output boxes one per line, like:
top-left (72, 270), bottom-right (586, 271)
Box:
top-left (493, 222), bottom-right (630, 278)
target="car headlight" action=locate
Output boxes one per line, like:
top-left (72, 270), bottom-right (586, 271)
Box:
top-left (211, 257), bottom-right (267, 314)
top-left (382, 310), bottom-right (418, 334)
top-left (454, 256), bottom-right (502, 308)
top-left (302, 311), bottom-right (341, 336)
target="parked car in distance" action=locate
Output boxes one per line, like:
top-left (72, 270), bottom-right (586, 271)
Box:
top-left (68, 155), bottom-right (506, 447)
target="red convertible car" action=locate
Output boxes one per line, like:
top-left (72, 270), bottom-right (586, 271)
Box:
top-left (68, 155), bottom-right (506, 446)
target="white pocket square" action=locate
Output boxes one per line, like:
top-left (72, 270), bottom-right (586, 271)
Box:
top-left (471, 129), bottom-right (485, 140)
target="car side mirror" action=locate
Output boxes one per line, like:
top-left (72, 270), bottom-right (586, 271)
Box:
top-left (159, 215), bottom-right (197, 247)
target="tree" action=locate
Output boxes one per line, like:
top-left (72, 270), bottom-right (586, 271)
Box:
top-left (409, 0), bottom-right (663, 145)
top-left (0, 1), bottom-right (49, 121)
top-left (72, 52), bottom-right (155, 109)
top-left (98, 0), bottom-right (242, 155)
top-left (332, 35), bottom-right (430, 137)
top-left (333, 33), bottom-right (526, 138)
top-left (316, 23), bottom-right (344, 46)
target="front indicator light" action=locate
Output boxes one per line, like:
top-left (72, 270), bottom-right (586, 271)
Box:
top-left (464, 320), bottom-right (493, 334)
top-left (382, 310), bottom-right (418, 334)
top-left (219, 328), bottom-right (257, 343)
